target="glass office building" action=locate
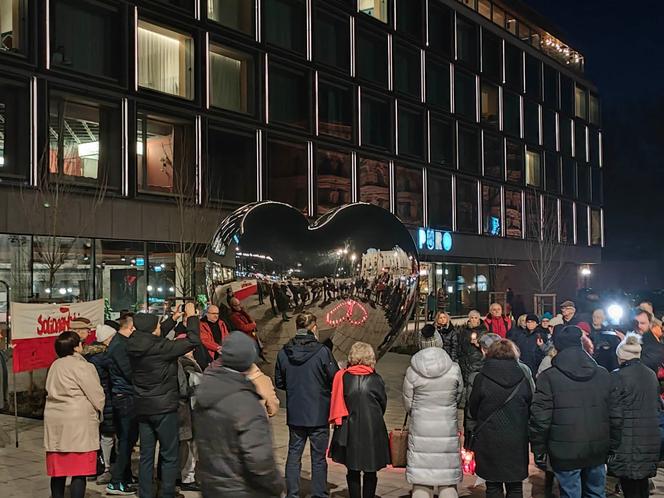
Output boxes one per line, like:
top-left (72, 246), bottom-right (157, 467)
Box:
top-left (0, 0), bottom-right (602, 316)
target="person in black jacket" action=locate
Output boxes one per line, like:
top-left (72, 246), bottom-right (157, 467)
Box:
top-left (509, 314), bottom-right (546, 375)
top-left (195, 332), bottom-right (283, 498)
top-left (530, 325), bottom-right (611, 498)
top-left (434, 311), bottom-right (459, 361)
top-left (329, 342), bottom-right (390, 498)
top-left (127, 303), bottom-right (200, 498)
top-left (275, 312), bottom-right (339, 498)
top-left (608, 334), bottom-right (660, 498)
top-left (552, 300), bottom-right (581, 334)
top-left (468, 339), bottom-right (533, 498)
top-left (592, 328), bottom-right (623, 373)
top-left (458, 311), bottom-right (488, 390)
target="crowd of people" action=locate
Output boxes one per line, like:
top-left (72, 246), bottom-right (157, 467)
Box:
top-left (39, 295), bottom-right (664, 498)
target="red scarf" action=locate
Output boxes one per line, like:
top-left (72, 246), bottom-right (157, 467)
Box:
top-left (328, 365), bottom-right (374, 425)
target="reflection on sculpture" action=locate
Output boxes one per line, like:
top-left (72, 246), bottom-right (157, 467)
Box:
top-left (206, 202), bottom-right (419, 363)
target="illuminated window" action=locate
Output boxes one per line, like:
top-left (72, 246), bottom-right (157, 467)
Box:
top-left (492, 5), bottom-right (505, 28)
top-left (526, 148), bottom-right (541, 187)
top-left (0, 0), bottom-right (27, 53)
top-left (575, 84), bottom-right (587, 120)
top-left (590, 209), bottom-right (601, 246)
top-left (478, 0), bottom-right (491, 19)
top-left (480, 82), bottom-right (499, 127)
top-left (208, 0), bottom-right (253, 34)
top-left (359, 0), bottom-right (388, 23)
top-left (482, 184), bottom-right (501, 236)
top-left (209, 44), bottom-right (254, 114)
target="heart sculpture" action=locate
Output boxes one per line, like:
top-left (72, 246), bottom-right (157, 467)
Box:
top-left (207, 202), bottom-right (419, 363)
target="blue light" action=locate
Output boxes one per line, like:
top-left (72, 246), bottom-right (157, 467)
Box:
top-left (442, 232), bottom-right (453, 251)
top-left (135, 257), bottom-right (145, 267)
top-left (426, 229), bottom-right (435, 250)
top-left (489, 216), bottom-right (501, 236)
top-left (417, 227), bottom-right (452, 252)
top-left (233, 234), bottom-right (240, 244)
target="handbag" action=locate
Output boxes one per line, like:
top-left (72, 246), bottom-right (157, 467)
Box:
top-left (465, 377), bottom-right (525, 451)
top-left (389, 413), bottom-right (409, 468)
top-left (329, 418), bottom-right (349, 464)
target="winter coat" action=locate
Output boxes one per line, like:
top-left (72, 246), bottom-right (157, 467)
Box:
top-left (592, 330), bottom-right (622, 373)
top-left (403, 347), bottom-right (463, 486)
top-left (608, 359), bottom-right (661, 480)
top-left (530, 346), bottom-right (611, 471)
top-left (177, 355), bottom-right (203, 441)
top-left (641, 331), bottom-right (664, 374)
top-left (229, 309), bottom-right (257, 335)
top-left (484, 315), bottom-right (512, 338)
top-left (436, 323), bottom-right (459, 361)
top-left (418, 330), bottom-right (443, 351)
top-left (246, 364), bottom-right (280, 417)
top-left (552, 314), bottom-right (581, 335)
top-left (458, 323), bottom-right (487, 384)
top-left (195, 365), bottom-right (283, 498)
top-left (275, 289), bottom-right (290, 312)
top-left (84, 343), bottom-right (114, 434)
top-left (107, 333), bottom-right (134, 396)
top-left (467, 358), bottom-right (532, 482)
top-left (509, 328), bottom-right (546, 375)
top-left (275, 332), bottom-right (339, 427)
top-left (44, 353), bottom-right (105, 452)
top-left (127, 317), bottom-right (200, 417)
top-left (333, 372), bottom-right (390, 472)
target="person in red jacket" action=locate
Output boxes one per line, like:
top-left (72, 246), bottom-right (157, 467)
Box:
top-left (229, 298), bottom-right (267, 362)
top-left (199, 305), bottom-right (228, 360)
top-left (484, 302), bottom-right (512, 338)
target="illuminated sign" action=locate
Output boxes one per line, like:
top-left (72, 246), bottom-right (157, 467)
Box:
top-left (417, 228), bottom-right (453, 252)
top-left (489, 216), bottom-right (501, 236)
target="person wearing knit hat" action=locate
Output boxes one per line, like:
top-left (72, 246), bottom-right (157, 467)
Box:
top-left (418, 323), bottom-right (443, 351)
top-left (552, 325), bottom-right (583, 352)
top-left (95, 324), bottom-right (117, 345)
top-left (221, 332), bottom-right (258, 372)
top-left (608, 333), bottom-right (660, 497)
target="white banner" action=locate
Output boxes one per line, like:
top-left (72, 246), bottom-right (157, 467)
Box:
top-left (11, 299), bottom-right (105, 340)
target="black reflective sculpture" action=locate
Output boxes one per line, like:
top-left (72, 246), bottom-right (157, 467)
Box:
top-left (207, 202), bottom-right (419, 363)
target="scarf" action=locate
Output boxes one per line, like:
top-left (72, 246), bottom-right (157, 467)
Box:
top-left (328, 364), bottom-right (374, 425)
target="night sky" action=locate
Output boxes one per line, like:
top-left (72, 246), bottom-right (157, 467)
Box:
top-left (526, 0), bottom-right (664, 260)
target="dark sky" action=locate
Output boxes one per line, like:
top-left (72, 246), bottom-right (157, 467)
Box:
top-left (526, 0), bottom-right (664, 259)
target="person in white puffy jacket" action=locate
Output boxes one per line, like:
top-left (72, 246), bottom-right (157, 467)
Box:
top-left (403, 346), bottom-right (464, 498)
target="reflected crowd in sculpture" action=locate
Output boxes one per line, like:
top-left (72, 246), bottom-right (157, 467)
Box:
top-left (206, 202), bottom-right (419, 364)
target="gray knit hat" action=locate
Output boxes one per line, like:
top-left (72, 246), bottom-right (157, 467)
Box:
top-left (616, 333), bottom-right (642, 362)
top-left (221, 332), bottom-right (257, 372)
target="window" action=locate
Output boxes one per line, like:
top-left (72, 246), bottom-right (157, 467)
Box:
top-left (316, 149), bottom-right (351, 215)
top-left (138, 21), bottom-right (193, 99)
top-left (577, 164), bottom-right (590, 202)
top-left (207, 128), bottom-right (256, 203)
top-left (483, 131), bottom-right (503, 180)
top-left (504, 44), bottom-right (522, 91)
top-left (560, 200), bottom-right (574, 243)
top-left (492, 5), bottom-right (505, 28)
top-left (506, 16), bottom-right (517, 35)
top-left (395, 165), bottom-right (423, 226)
top-left (481, 30), bottom-right (502, 82)
top-left (456, 16), bottom-right (478, 70)
top-left (264, 0), bottom-right (306, 54)
top-left (455, 69), bottom-right (476, 121)
top-left (591, 209), bottom-right (601, 246)
top-left (503, 91), bottom-right (521, 137)
top-left (524, 54), bottom-right (541, 100)
top-left (93, 240), bottom-right (147, 315)
top-left (589, 93), bottom-right (600, 125)
top-left (460, 0), bottom-right (476, 10)
top-left (562, 158), bottom-right (576, 198)
top-left (209, 44), bottom-right (254, 114)
top-left (575, 84), bottom-right (587, 120)
top-left (544, 65), bottom-right (558, 108)
top-left (456, 177), bottom-right (478, 233)
top-left (480, 82), bottom-right (498, 127)
top-left (136, 113), bottom-right (194, 194)
top-left (0, 80), bottom-right (29, 178)
top-left (589, 129), bottom-right (600, 166)
top-left (428, 172), bottom-right (452, 229)
top-left (506, 139), bottom-right (523, 184)
top-left (319, 79), bottom-right (353, 141)
top-left (361, 93), bottom-right (391, 150)
top-left (154, 0), bottom-right (192, 11)
top-left (543, 109), bottom-right (557, 151)
top-left (524, 100), bottom-right (540, 145)
top-left (398, 106), bottom-right (424, 158)
top-left (51, 0), bottom-right (120, 79)
top-left (577, 204), bottom-right (588, 246)
top-left (478, 0), bottom-right (491, 18)
top-left (525, 192), bottom-right (540, 239)
top-left (267, 138), bottom-right (308, 213)
top-left (146, 242), bottom-right (177, 305)
top-left (574, 121), bottom-right (587, 162)
top-left (315, 10), bottom-right (350, 71)
top-left (359, 0), bottom-right (389, 24)
top-left (591, 168), bottom-right (602, 204)
top-left (559, 118), bottom-right (572, 156)
top-left (396, 0), bottom-right (422, 40)
top-left (560, 75), bottom-right (574, 115)
top-left (525, 147), bottom-right (541, 187)
top-left (393, 43), bottom-right (420, 98)
top-left (544, 196), bottom-right (559, 242)
top-left (482, 184), bottom-right (501, 236)
top-left (458, 124), bottom-right (479, 173)
top-left (358, 156), bottom-right (390, 210)
top-left (428, 2), bottom-right (452, 58)
top-left (33, 237), bottom-right (93, 301)
top-left (356, 29), bottom-right (388, 87)
top-left (505, 189), bottom-right (522, 238)
top-left (269, 64), bottom-right (310, 129)
top-left (49, 94), bottom-right (121, 185)
top-left (427, 59), bottom-right (450, 110)
top-left (0, 0), bottom-right (27, 53)
top-left (208, 0), bottom-right (254, 35)
top-left (545, 151), bottom-right (560, 193)
top-left (430, 115), bottom-right (454, 168)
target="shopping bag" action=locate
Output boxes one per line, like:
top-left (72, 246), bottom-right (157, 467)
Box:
top-left (389, 414), bottom-right (409, 468)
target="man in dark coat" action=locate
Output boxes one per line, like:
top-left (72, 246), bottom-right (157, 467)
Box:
top-left (608, 334), bottom-right (660, 498)
top-left (509, 314), bottom-right (546, 375)
top-left (553, 300), bottom-right (581, 334)
top-left (195, 332), bottom-right (283, 498)
top-left (275, 312), bottom-right (339, 498)
top-left (530, 325), bottom-right (611, 498)
top-left (127, 304), bottom-right (200, 498)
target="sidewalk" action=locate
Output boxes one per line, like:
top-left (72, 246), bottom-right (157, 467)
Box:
top-left (0, 352), bottom-right (661, 497)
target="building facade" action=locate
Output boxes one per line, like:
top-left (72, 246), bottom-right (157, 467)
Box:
top-left (0, 0), bottom-right (602, 319)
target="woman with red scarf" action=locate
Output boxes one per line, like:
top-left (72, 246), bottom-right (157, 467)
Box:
top-left (329, 342), bottom-right (390, 498)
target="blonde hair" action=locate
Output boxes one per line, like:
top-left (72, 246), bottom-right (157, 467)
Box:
top-left (348, 341), bottom-right (376, 368)
top-left (434, 311), bottom-right (450, 323)
top-left (517, 314), bottom-right (527, 329)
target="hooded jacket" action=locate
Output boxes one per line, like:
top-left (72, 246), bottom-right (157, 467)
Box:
top-left (127, 316), bottom-right (200, 417)
top-left (529, 346), bottom-right (611, 471)
top-left (84, 343), bottom-right (114, 434)
top-left (403, 347), bottom-right (463, 486)
top-left (194, 365), bottom-right (283, 498)
top-left (467, 358), bottom-right (532, 482)
top-left (275, 331), bottom-right (339, 427)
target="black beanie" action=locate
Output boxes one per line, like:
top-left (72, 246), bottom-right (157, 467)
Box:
top-left (222, 332), bottom-right (257, 372)
top-left (421, 324), bottom-right (436, 339)
top-left (133, 313), bottom-right (159, 334)
top-left (553, 325), bottom-right (582, 352)
top-left (526, 314), bottom-right (540, 324)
